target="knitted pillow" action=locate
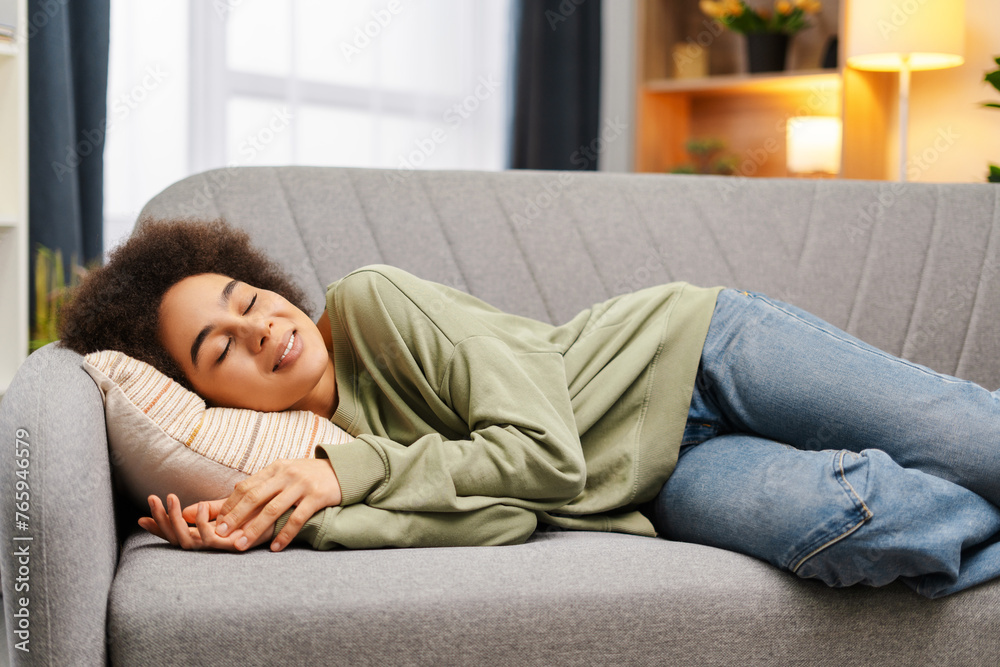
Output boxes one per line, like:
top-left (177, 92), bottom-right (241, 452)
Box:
top-left (82, 350), bottom-right (353, 511)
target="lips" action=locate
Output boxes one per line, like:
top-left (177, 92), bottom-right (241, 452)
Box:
top-left (273, 330), bottom-right (299, 371)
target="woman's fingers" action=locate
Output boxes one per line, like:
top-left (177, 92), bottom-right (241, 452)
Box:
top-left (181, 498), bottom-right (226, 524)
top-left (194, 501), bottom-right (226, 548)
top-left (141, 495), bottom-right (268, 552)
top-left (137, 515), bottom-right (165, 540)
top-left (141, 458), bottom-right (340, 551)
top-left (269, 501), bottom-right (319, 552)
top-left (215, 465), bottom-right (286, 537)
top-left (228, 489), bottom-right (295, 551)
top-left (166, 494), bottom-right (202, 549)
top-left (146, 495), bottom-right (179, 545)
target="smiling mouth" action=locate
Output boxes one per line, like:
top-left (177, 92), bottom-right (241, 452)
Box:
top-left (274, 332), bottom-right (295, 371)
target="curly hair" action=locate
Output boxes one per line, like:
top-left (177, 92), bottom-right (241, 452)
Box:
top-left (60, 218), bottom-right (312, 390)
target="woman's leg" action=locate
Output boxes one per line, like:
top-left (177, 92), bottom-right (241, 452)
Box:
top-left (653, 434), bottom-right (1000, 598)
top-left (693, 288), bottom-right (1000, 505)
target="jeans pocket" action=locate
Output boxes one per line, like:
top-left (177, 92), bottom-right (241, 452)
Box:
top-left (655, 436), bottom-right (874, 580)
top-left (790, 450), bottom-right (875, 581)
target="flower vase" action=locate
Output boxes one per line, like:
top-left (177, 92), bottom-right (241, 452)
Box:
top-left (746, 32), bottom-right (789, 74)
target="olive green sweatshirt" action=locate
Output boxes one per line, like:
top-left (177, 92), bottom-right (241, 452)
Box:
top-left (274, 265), bottom-right (722, 549)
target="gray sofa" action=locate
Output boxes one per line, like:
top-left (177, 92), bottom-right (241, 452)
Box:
top-left (3, 166), bottom-right (1000, 666)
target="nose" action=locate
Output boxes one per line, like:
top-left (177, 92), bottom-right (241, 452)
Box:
top-left (236, 313), bottom-right (271, 353)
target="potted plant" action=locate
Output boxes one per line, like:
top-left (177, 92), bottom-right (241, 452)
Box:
top-left (669, 138), bottom-right (738, 176)
top-left (700, 0), bottom-right (822, 73)
top-left (30, 245), bottom-right (88, 352)
top-left (983, 56), bottom-right (1000, 183)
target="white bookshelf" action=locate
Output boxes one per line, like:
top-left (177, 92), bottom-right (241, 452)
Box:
top-left (0, 0), bottom-right (28, 399)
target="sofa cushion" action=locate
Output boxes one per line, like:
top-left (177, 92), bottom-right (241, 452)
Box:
top-left (82, 349), bottom-right (352, 509)
top-left (108, 528), bottom-right (996, 666)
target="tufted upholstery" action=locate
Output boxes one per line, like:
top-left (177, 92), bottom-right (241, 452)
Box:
top-left (141, 167), bottom-right (1000, 386)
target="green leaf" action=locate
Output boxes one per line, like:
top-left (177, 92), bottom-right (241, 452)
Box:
top-left (989, 164), bottom-right (1000, 183)
top-left (984, 103), bottom-right (1000, 109)
top-left (985, 69), bottom-right (1000, 92)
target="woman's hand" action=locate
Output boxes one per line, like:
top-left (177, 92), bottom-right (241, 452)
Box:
top-left (138, 494), bottom-right (271, 552)
top-left (213, 458), bottom-right (343, 552)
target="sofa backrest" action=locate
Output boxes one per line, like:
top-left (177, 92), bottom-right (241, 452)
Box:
top-left (139, 167), bottom-right (1000, 388)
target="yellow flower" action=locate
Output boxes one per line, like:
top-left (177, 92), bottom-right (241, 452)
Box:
top-left (776, 0), bottom-right (793, 14)
top-left (723, 0), bottom-right (744, 16)
top-left (700, 0), bottom-right (726, 19)
top-left (794, 0), bottom-right (822, 12)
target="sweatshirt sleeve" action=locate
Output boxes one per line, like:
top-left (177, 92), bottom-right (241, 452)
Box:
top-left (273, 502), bottom-right (538, 549)
top-left (325, 267), bottom-right (587, 516)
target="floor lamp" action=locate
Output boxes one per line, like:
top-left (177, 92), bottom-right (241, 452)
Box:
top-left (845, 0), bottom-right (965, 181)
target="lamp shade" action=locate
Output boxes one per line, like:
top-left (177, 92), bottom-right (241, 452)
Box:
top-left (846, 0), bottom-right (965, 71)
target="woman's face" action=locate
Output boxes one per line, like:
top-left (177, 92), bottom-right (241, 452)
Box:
top-left (158, 273), bottom-right (336, 416)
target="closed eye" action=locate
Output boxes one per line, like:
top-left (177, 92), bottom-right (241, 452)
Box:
top-left (216, 293), bottom-right (258, 364)
top-left (217, 339), bottom-right (232, 364)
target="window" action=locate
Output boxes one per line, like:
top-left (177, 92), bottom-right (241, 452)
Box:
top-left (104, 0), bottom-right (515, 251)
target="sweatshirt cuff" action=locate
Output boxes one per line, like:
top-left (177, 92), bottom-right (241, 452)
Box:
top-left (273, 506), bottom-right (325, 546)
top-left (316, 440), bottom-right (386, 505)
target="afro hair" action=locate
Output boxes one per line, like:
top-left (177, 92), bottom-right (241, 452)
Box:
top-left (59, 218), bottom-right (312, 390)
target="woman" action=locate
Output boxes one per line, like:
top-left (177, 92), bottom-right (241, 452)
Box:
top-left (61, 218), bottom-right (1000, 598)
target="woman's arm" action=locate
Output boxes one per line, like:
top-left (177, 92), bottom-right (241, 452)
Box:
top-left (270, 501), bottom-right (539, 549)
top-left (213, 267), bottom-right (588, 551)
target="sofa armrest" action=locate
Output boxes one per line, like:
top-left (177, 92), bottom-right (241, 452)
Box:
top-left (1, 344), bottom-right (119, 666)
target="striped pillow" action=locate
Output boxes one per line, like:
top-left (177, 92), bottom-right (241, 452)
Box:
top-left (82, 350), bottom-right (353, 511)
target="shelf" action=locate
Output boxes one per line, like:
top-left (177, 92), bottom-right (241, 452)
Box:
top-left (0, 216), bottom-right (17, 228)
top-left (635, 0), bottom-right (892, 180)
top-left (644, 69), bottom-right (840, 95)
top-left (0, 38), bottom-right (17, 57)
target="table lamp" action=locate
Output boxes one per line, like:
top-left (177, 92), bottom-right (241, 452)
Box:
top-left (787, 116), bottom-right (842, 177)
top-left (845, 0), bottom-right (965, 181)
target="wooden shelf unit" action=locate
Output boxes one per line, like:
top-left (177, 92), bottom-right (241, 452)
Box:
top-left (0, 0), bottom-right (29, 398)
top-left (635, 0), bottom-right (895, 180)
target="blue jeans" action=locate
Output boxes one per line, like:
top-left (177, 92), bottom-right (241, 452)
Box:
top-left (651, 288), bottom-right (1000, 598)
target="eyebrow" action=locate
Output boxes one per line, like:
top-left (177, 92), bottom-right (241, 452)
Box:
top-left (190, 279), bottom-right (240, 367)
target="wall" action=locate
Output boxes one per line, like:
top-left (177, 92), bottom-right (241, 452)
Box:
top-left (906, 0), bottom-right (1000, 183)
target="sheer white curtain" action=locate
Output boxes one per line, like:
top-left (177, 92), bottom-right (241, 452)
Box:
top-left (104, 0), bottom-right (515, 252)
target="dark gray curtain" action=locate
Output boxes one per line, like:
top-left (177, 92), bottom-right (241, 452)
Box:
top-left (28, 0), bottom-right (110, 325)
top-left (510, 0), bottom-right (601, 170)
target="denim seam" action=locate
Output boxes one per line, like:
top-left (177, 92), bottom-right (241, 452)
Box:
top-left (790, 516), bottom-right (868, 573)
top-left (702, 290), bottom-right (761, 434)
top-left (750, 292), bottom-right (967, 386)
top-left (835, 450), bottom-right (873, 520)
top-left (789, 451), bottom-right (873, 573)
